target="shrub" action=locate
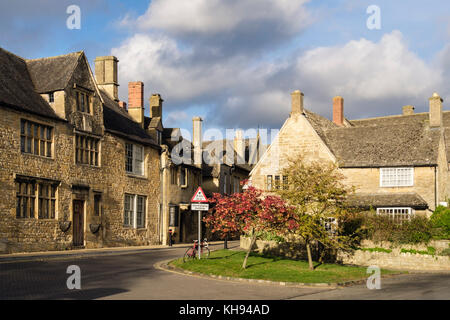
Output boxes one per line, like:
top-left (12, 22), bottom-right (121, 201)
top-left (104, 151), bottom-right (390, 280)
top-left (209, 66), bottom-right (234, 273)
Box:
top-left (430, 206), bottom-right (450, 239)
top-left (400, 247), bottom-right (436, 256)
top-left (359, 247), bottom-right (392, 253)
top-left (345, 212), bottom-right (433, 245)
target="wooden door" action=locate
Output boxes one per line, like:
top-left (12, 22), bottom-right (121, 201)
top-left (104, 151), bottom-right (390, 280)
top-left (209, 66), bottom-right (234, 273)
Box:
top-left (73, 200), bottom-right (84, 247)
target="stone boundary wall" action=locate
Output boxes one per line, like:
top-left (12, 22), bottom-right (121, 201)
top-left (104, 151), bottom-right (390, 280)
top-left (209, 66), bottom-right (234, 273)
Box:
top-left (240, 237), bottom-right (450, 271)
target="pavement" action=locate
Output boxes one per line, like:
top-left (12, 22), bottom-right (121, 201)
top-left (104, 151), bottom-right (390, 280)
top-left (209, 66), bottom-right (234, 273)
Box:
top-left (0, 241), bottom-right (449, 300)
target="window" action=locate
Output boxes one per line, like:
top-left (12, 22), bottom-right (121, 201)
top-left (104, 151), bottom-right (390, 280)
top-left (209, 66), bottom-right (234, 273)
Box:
top-left (16, 179), bottom-right (57, 219)
top-left (267, 175), bottom-right (273, 191)
top-left (180, 168), bottom-right (187, 187)
top-left (283, 176), bottom-right (289, 190)
top-left (48, 92), bottom-right (54, 103)
top-left (171, 167), bottom-right (178, 185)
top-left (323, 217), bottom-right (337, 235)
top-left (76, 135), bottom-right (99, 166)
top-left (38, 183), bottom-right (56, 219)
top-left (76, 91), bottom-right (91, 113)
top-left (169, 206), bottom-right (179, 227)
top-left (377, 207), bottom-right (413, 224)
top-left (16, 181), bottom-right (35, 219)
top-left (124, 194), bottom-right (147, 228)
top-left (233, 177), bottom-right (240, 193)
top-left (223, 174), bottom-right (228, 194)
top-left (380, 168), bottom-right (414, 187)
top-left (20, 119), bottom-right (53, 157)
top-left (125, 143), bottom-right (144, 176)
top-left (274, 175), bottom-right (280, 190)
top-left (94, 193), bottom-right (102, 216)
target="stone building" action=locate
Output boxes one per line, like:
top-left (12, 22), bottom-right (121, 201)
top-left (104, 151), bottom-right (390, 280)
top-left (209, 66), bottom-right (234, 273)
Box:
top-left (250, 90), bottom-right (450, 221)
top-left (0, 47), bottom-right (161, 253)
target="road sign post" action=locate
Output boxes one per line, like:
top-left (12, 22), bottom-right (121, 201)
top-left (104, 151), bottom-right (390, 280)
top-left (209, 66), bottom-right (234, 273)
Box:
top-left (191, 187), bottom-right (209, 260)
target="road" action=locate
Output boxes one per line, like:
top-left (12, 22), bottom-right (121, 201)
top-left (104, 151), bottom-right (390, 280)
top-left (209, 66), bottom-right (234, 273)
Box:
top-left (0, 242), bottom-right (449, 300)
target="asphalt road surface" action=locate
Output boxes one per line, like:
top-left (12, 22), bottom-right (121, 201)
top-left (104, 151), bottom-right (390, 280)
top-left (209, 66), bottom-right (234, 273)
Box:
top-left (0, 242), bottom-right (449, 300)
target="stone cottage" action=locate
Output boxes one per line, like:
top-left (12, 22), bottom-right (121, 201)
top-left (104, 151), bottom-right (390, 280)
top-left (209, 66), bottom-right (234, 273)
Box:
top-left (250, 90), bottom-right (450, 222)
top-left (0, 48), bottom-right (161, 253)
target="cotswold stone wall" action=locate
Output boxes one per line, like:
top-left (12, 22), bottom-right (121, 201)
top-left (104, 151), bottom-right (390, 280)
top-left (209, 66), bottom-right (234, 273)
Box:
top-left (240, 237), bottom-right (450, 271)
top-left (0, 105), bottom-right (161, 254)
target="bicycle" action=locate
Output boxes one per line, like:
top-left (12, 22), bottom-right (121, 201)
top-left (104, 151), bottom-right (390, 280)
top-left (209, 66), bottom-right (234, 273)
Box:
top-left (183, 239), bottom-right (210, 262)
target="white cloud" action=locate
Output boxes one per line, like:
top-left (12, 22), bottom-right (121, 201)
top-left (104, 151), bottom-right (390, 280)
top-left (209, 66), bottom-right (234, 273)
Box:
top-left (135, 0), bottom-right (311, 36)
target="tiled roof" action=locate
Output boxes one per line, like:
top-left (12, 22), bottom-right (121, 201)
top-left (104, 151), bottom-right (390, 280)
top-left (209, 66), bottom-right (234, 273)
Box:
top-left (0, 48), bottom-right (60, 120)
top-left (101, 90), bottom-right (160, 148)
top-left (305, 109), bottom-right (445, 167)
top-left (25, 52), bottom-right (81, 93)
top-left (347, 192), bottom-right (428, 209)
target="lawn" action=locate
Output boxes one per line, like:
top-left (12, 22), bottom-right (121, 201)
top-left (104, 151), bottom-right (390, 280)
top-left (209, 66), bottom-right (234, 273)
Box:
top-left (170, 249), bottom-right (404, 284)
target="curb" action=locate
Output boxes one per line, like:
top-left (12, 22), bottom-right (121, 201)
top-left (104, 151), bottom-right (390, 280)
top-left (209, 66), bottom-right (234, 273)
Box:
top-left (154, 258), bottom-right (376, 289)
top-left (0, 241), bottom-right (234, 264)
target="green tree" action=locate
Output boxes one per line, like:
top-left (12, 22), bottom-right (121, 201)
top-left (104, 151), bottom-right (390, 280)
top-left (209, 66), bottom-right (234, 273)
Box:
top-left (274, 158), bottom-right (356, 270)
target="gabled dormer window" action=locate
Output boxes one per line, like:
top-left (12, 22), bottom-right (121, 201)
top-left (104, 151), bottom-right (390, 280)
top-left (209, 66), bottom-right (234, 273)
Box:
top-left (76, 91), bottom-right (91, 114)
top-left (380, 168), bottom-right (414, 187)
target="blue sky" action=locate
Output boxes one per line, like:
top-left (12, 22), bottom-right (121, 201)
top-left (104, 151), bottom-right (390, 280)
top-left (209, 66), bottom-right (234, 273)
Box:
top-left (1, 0), bottom-right (449, 136)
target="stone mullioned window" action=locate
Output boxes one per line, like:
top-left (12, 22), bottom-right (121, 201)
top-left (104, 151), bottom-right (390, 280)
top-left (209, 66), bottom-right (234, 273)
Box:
top-left (20, 119), bottom-right (53, 158)
top-left (76, 134), bottom-right (99, 166)
top-left (16, 177), bottom-right (57, 219)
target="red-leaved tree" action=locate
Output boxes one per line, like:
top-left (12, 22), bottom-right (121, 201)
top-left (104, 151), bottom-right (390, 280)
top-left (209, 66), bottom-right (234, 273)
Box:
top-left (204, 183), bottom-right (298, 269)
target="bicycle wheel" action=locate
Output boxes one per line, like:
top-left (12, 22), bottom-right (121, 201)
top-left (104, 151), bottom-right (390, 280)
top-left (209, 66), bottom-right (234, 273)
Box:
top-left (183, 247), bottom-right (196, 263)
top-left (201, 246), bottom-right (210, 259)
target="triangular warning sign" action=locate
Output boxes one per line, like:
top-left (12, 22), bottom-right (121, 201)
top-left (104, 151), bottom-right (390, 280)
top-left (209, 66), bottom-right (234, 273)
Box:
top-left (191, 187), bottom-right (208, 203)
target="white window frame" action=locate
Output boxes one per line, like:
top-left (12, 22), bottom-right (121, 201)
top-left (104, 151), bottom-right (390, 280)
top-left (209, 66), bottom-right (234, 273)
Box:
top-left (124, 194), bottom-right (147, 229)
top-left (180, 167), bottom-right (188, 188)
top-left (125, 143), bottom-right (145, 176)
top-left (376, 207), bottom-right (414, 224)
top-left (380, 167), bottom-right (414, 187)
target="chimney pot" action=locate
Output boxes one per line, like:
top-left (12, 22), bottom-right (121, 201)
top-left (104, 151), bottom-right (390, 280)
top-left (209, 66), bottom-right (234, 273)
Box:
top-left (291, 90), bottom-right (304, 115)
top-left (333, 96), bottom-right (344, 126)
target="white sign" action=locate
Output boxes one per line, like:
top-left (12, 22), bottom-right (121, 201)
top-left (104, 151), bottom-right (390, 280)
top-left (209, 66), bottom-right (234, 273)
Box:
top-left (191, 203), bottom-right (209, 211)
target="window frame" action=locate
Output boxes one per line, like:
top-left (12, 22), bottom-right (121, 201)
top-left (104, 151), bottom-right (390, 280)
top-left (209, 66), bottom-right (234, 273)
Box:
top-left (15, 178), bottom-right (58, 220)
top-left (380, 167), bottom-right (414, 187)
top-left (125, 143), bottom-right (145, 176)
top-left (266, 175), bottom-right (273, 191)
top-left (376, 207), bottom-right (413, 224)
top-left (76, 91), bottom-right (91, 114)
top-left (180, 167), bottom-right (188, 188)
top-left (76, 134), bottom-right (100, 167)
top-left (124, 194), bottom-right (147, 229)
top-left (20, 119), bottom-right (53, 158)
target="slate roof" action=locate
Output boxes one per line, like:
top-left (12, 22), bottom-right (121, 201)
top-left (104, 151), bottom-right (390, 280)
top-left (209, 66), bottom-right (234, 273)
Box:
top-left (25, 52), bottom-right (81, 93)
top-left (0, 48), bottom-right (60, 120)
top-left (347, 192), bottom-right (428, 209)
top-left (304, 109), bottom-right (446, 168)
top-left (101, 90), bottom-right (160, 148)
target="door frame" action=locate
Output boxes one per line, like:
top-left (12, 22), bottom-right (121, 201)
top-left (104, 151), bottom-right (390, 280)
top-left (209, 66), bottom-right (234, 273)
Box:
top-left (72, 200), bottom-right (85, 247)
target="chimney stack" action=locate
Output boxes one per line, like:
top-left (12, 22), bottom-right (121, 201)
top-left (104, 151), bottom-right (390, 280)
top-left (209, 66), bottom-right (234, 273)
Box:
top-left (128, 81), bottom-right (145, 128)
top-left (150, 94), bottom-right (163, 118)
top-left (333, 96), bottom-right (344, 126)
top-left (402, 105), bottom-right (415, 116)
top-left (95, 56), bottom-right (119, 101)
top-left (193, 117), bottom-right (203, 166)
top-left (429, 92), bottom-right (443, 128)
top-left (234, 130), bottom-right (245, 164)
top-left (291, 90), bottom-right (304, 115)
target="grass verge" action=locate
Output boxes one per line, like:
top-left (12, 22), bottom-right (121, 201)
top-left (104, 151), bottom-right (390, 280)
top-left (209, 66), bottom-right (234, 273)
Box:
top-left (169, 249), bottom-right (405, 284)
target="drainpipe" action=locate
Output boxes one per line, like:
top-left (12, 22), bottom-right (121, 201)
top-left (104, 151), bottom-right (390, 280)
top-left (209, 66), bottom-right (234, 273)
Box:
top-left (159, 146), bottom-right (169, 245)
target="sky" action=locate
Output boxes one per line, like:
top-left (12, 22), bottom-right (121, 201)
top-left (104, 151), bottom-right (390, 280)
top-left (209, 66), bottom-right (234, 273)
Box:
top-left (1, 0), bottom-right (450, 136)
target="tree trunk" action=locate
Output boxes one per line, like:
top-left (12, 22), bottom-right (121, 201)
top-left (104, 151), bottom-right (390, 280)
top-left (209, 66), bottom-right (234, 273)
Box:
top-left (242, 233), bottom-right (257, 269)
top-left (306, 241), bottom-right (314, 270)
